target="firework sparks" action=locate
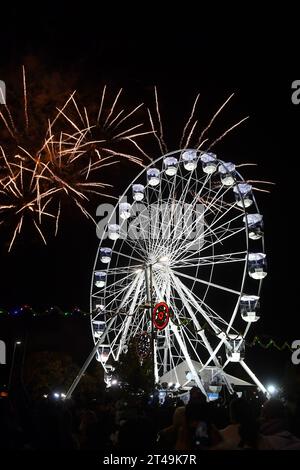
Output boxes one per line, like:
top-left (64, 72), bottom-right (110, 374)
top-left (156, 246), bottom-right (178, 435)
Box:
top-left (207, 116), bottom-right (249, 150)
top-left (0, 70), bottom-right (271, 250)
top-left (180, 93), bottom-right (200, 148)
top-left (149, 90), bottom-right (250, 154)
top-left (0, 71), bottom-right (152, 250)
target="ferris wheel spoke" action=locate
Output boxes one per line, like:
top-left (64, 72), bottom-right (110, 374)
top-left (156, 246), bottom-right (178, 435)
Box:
top-left (163, 325), bottom-right (172, 376)
top-left (154, 270), bottom-right (169, 300)
top-left (172, 250), bottom-right (247, 269)
top-left (121, 215), bottom-right (153, 258)
top-left (149, 162), bottom-right (210, 255)
top-left (110, 271), bottom-right (139, 291)
top-left (168, 180), bottom-right (225, 256)
top-left (172, 210), bottom-right (245, 264)
top-left (184, 288), bottom-right (236, 332)
top-left (102, 278), bottom-right (138, 306)
top-left (146, 173), bottom-right (169, 257)
top-left (154, 277), bottom-right (188, 368)
top-left (173, 259), bottom-right (245, 269)
top-left (116, 274), bottom-right (145, 360)
top-left (169, 275), bottom-right (220, 367)
top-left (108, 289), bottom-right (146, 358)
top-left (169, 272), bottom-right (227, 334)
top-left (172, 205), bottom-right (244, 263)
top-left (131, 307), bottom-right (149, 338)
top-left (201, 203), bottom-right (243, 241)
top-left (118, 233), bottom-right (150, 260)
top-left (180, 322), bottom-right (206, 364)
top-left (171, 273), bottom-right (241, 347)
top-left (92, 272), bottom-right (139, 299)
top-left (170, 323), bottom-right (207, 394)
top-left (150, 200), bottom-right (176, 258)
top-left (106, 272), bottom-right (142, 314)
top-left (112, 249), bottom-right (145, 265)
top-left (156, 276), bottom-right (206, 367)
top-left (151, 172), bottom-right (210, 258)
top-left (159, 176), bottom-right (217, 259)
top-left (126, 215), bottom-right (153, 252)
top-left (199, 336), bottom-right (228, 372)
top-left (167, 279), bottom-right (203, 366)
top-left (199, 227), bottom-right (245, 256)
top-left (172, 268), bottom-right (241, 297)
top-left (105, 265), bottom-right (144, 276)
top-left (172, 178), bottom-right (236, 251)
top-left (193, 290), bottom-right (236, 328)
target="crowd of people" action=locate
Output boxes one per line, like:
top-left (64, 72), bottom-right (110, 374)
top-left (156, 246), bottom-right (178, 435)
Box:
top-left (1, 385), bottom-right (300, 451)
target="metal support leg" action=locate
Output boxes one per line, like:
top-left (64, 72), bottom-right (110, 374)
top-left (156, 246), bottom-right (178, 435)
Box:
top-left (240, 360), bottom-right (269, 397)
top-left (65, 316), bottom-right (115, 399)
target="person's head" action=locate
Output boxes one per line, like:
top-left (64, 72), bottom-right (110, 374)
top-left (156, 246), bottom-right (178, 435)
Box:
top-left (229, 398), bottom-right (252, 424)
top-left (189, 387), bottom-right (207, 404)
top-left (79, 409), bottom-right (97, 431)
top-left (239, 419), bottom-right (260, 449)
top-left (261, 399), bottom-right (285, 421)
top-left (185, 402), bottom-right (210, 430)
top-left (118, 417), bottom-right (156, 451)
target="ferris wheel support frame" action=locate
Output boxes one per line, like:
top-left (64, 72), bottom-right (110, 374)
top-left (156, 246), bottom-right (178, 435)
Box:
top-left (152, 271), bottom-right (209, 398)
top-left (240, 360), bottom-right (269, 396)
top-left (170, 272), bottom-right (234, 394)
top-left (145, 263), bottom-right (159, 385)
top-left (65, 315), bottom-right (116, 399)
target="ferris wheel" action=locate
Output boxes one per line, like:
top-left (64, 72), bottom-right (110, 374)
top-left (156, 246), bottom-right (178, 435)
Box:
top-left (89, 149), bottom-right (268, 397)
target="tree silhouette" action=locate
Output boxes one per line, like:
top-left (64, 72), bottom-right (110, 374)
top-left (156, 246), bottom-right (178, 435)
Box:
top-left (112, 340), bottom-right (153, 394)
top-left (24, 351), bottom-right (104, 400)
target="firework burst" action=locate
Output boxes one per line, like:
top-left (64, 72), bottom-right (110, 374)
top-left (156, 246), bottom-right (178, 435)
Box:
top-left (0, 70), bottom-right (272, 250)
top-left (0, 69), bottom-right (152, 250)
top-left (148, 88), bottom-right (274, 194)
top-left (148, 88), bottom-right (250, 153)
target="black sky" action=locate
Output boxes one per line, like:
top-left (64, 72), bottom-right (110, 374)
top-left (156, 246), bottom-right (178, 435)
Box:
top-left (0, 5), bottom-right (298, 383)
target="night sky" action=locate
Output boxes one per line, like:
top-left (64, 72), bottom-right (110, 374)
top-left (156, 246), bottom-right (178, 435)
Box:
top-left (0, 5), bottom-right (298, 386)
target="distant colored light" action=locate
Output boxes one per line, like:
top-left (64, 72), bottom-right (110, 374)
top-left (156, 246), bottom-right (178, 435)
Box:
top-left (12, 309), bottom-right (20, 315)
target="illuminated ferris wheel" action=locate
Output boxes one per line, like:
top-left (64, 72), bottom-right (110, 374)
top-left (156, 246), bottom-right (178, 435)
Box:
top-left (89, 149), bottom-right (268, 397)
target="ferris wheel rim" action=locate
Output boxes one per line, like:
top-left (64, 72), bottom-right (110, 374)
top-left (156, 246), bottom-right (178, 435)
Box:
top-left (90, 148), bottom-right (266, 388)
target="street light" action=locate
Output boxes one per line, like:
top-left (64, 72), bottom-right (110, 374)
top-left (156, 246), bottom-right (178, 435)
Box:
top-left (267, 384), bottom-right (278, 395)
